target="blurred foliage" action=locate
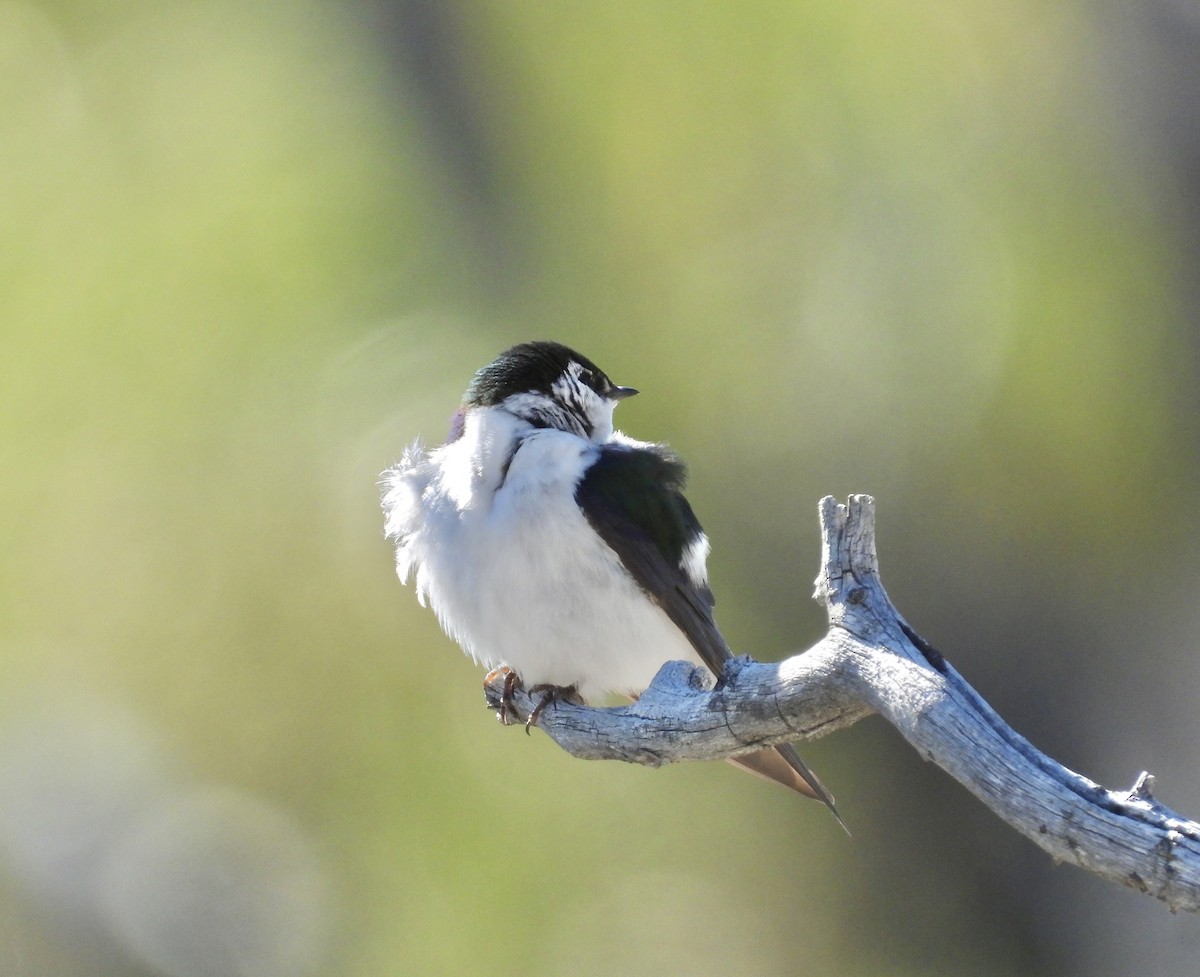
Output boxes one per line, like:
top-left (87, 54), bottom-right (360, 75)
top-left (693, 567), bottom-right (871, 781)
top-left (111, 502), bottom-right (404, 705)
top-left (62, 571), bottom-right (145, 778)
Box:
top-left (3, 1), bottom-right (1200, 975)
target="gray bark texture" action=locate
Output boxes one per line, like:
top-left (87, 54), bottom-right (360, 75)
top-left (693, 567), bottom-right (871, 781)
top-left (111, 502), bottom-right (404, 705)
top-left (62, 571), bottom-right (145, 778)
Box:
top-left (485, 495), bottom-right (1200, 913)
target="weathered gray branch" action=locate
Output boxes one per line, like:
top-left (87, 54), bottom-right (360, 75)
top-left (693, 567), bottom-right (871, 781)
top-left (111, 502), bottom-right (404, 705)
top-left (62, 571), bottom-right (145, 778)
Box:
top-left (485, 495), bottom-right (1200, 913)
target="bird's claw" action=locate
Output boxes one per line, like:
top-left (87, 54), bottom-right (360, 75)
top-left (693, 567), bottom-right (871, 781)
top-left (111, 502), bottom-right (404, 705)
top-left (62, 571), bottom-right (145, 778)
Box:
top-left (525, 683), bottom-right (581, 733)
top-left (484, 666), bottom-right (521, 725)
top-left (484, 670), bottom-right (580, 731)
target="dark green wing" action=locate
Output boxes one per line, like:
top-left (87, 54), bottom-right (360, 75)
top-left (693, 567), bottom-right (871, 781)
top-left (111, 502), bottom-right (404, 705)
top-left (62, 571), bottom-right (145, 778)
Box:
top-left (575, 442), bottom-right (845, 826)
top-left (574, 443), bottom-right (732, 675)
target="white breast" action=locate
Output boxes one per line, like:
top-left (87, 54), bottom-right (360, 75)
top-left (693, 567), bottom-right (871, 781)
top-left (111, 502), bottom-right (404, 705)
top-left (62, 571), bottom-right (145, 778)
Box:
top-left (382, 408), bottom-right (701, 700)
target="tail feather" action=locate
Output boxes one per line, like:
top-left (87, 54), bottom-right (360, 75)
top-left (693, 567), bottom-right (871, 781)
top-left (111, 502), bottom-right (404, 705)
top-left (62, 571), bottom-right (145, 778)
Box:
top-left (728, 745), bottom-right (850, 835)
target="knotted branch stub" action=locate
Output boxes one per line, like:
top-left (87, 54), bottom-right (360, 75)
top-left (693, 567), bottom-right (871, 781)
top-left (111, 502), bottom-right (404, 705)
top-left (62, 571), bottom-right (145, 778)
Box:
top-left (484, 494), bottom-right (1200, 913)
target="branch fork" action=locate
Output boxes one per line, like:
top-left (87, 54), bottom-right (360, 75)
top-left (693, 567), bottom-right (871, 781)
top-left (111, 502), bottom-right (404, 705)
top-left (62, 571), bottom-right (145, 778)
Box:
top-left (484, 495), bottom-right (1200, 913)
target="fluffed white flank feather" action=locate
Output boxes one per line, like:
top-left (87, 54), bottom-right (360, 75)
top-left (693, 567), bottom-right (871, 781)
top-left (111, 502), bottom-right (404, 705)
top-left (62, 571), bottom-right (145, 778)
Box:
top-left (382, 407), bottom-right (701, 700)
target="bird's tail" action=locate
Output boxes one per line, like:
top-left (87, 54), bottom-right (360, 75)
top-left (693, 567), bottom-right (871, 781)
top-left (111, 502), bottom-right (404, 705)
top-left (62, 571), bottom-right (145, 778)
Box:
top-left (728, 745), bottom-right (850, 835)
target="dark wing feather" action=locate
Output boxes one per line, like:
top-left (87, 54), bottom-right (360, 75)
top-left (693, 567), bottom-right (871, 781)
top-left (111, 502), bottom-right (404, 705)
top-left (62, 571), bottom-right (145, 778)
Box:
top-left (576, 443), bottom-right (845, 828)
top-left (575, 443), bottom-right (731, 675)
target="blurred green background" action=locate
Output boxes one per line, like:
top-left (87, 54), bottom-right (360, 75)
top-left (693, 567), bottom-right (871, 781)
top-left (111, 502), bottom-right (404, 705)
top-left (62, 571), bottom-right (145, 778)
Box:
top-left (3, 1), bottom-right (1200, 974)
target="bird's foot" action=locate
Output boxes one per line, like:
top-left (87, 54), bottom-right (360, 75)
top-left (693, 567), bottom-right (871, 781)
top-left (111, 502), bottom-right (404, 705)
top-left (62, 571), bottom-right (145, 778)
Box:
top-left (483, 671), bottom-right (581, 730)
top-left (484, 666), bottom-right (522, 725)
top-left (525, 683), bottom-right (582, 734)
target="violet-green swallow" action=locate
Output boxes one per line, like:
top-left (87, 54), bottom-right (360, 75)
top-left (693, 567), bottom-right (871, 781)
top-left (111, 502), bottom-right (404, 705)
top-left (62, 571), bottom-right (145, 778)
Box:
top-left (381, 341), bottom-right (841, 826)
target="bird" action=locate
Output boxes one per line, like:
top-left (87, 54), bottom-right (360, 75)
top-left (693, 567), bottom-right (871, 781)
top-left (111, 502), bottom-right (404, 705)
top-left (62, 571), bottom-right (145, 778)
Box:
top-left (381, 340), bottom-right (843, 828)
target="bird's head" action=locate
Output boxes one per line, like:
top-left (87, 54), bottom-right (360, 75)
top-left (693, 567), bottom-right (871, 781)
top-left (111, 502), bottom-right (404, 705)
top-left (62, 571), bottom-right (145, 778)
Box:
top-left (463, 341), bottom-right (638, 442)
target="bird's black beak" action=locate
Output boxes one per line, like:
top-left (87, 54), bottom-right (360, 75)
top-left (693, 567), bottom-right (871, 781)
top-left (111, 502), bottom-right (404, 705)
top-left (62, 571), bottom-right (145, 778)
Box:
top-left (609, 386), bottom-right (639, 401)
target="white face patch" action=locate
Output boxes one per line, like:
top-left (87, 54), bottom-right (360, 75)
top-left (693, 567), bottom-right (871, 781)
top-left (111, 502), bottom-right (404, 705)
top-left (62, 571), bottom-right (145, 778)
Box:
top-left (498, 362), bottom-right (617, 442)
top-left (502, 391), bottom-right (577, 434)
top-left (562, 361), bottom-right (618, 440)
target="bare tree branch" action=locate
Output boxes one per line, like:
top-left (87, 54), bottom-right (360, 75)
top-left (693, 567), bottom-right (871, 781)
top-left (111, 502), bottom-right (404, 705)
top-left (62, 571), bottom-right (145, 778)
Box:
top-left (485, 495), bottom-right (1200, 913)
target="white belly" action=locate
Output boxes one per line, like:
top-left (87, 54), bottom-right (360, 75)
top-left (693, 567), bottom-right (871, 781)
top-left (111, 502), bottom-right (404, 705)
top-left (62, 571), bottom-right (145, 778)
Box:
top-left (389, 425), bottom-right (701, 701)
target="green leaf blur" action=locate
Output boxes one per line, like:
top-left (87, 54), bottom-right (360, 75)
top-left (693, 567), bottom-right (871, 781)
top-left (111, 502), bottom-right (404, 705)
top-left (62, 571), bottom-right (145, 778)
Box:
top-left (2, 2), bottom-right (1198, 975)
